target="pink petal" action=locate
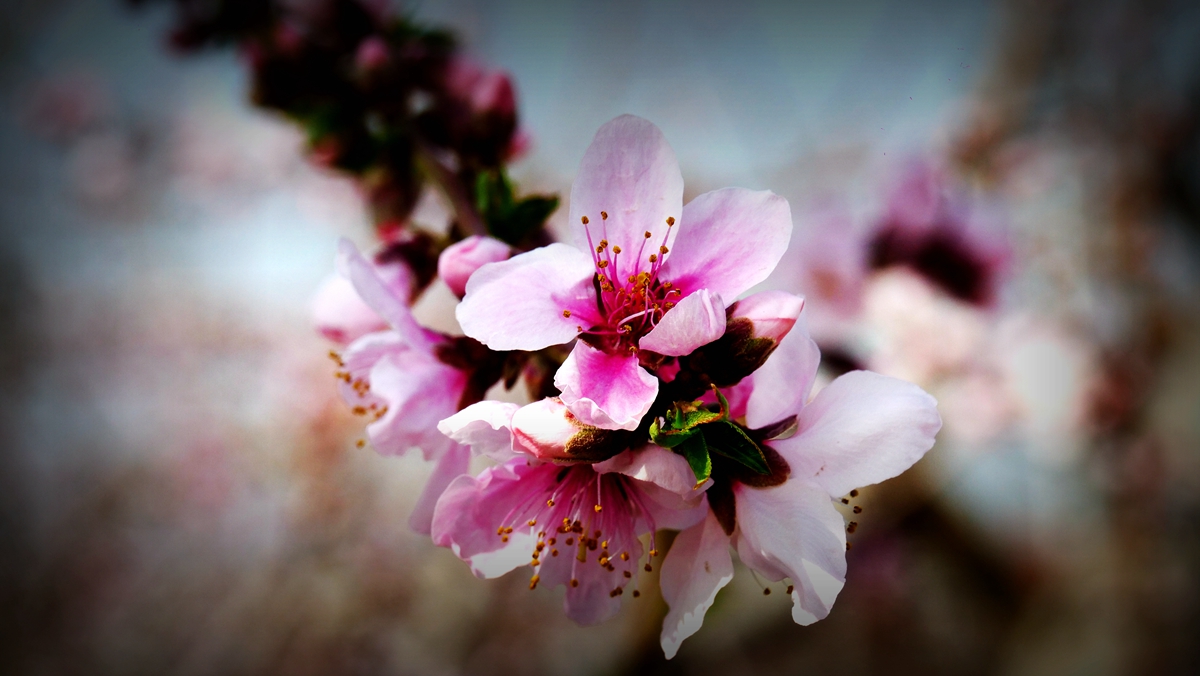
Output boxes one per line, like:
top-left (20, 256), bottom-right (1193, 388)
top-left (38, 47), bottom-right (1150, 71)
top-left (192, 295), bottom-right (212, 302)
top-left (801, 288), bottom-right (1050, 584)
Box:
top-left (659, 510), bottom-right (734, 659)
top-left (733, 481), bottom-right (847, 624)
top-left (437, 401), bottom-right (519, 462)
top-left (595, 445), bottom-right (711, 498)
top-left (554, 341), bottom-right (658, 431)
top-left (457, 243), bottom-right (599, 351)
top-left (743, 319), bottom-right (821, 430)
top-left (569, 115), bottom-right (684, 265)
top-left (338, 239), bottom-right (433, 350)
top-left (311, 273), bottom-right (387, 346)
top-left (407, 443), bottom-right (471, 535)
top-left (430, 459), bottom-right (541, 578)
top-left (661, 188), bottom-right (792, 300)
top-left (772, 370), bottom-right (941, 499)
top-left (639, 289), bottom-right (726, 357)
top-left (437, 234), bottom-right (512, 297)
top-left (729, 290), bottom-right (805, 344)
top-left (366, 352), bottom-right (467, 460)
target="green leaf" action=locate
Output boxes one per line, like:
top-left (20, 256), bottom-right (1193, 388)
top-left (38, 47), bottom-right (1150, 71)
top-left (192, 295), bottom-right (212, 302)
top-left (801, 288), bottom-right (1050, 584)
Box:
top-left (677, 433), bottom-right (712, 485)
top-left (704, 421), bottom-right (770, 475)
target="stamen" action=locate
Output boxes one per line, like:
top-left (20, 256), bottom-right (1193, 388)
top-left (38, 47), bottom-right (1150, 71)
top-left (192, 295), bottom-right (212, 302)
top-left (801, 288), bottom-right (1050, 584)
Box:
top-left (666, 216), bottom-right (675, 226)
top-left (562, 310), bottom-right (571, 318)
top-left (600, 211), bottom-right (608, 220)
top-left (582, 216), bottom-right (589, 225)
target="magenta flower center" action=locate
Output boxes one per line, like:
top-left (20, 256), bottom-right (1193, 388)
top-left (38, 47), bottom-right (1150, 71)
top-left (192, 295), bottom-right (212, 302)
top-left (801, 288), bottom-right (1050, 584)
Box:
top-left (494, 464), bottom-right (659, 595)
top-left (566, 213), bottom-right (684, 353)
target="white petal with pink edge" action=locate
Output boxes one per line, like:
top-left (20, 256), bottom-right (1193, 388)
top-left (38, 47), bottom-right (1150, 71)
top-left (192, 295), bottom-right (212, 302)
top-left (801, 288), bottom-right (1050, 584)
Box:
top-left (733, 481), bottom-right (847, 624)
top-left (772, 370), bottom-right (941, 499)
top-left (659, 510), bottom-right (734, 659)
top-left (437, 401), bottom-right (519, 462)
top-left (743, 319), bottom-right (821, 430)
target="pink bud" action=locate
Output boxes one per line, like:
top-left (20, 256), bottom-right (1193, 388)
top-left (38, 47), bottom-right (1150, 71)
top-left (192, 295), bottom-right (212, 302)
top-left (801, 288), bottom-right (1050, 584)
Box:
top-left (511, 398), bottom-right (579, 461)
top-left (730, 290), bottom-right (805, 343)
top-left (355, 36), bottom-right (390, 72)
top-left (470, 71), bottom-right (516, 118)
top-left (438, 235), bottom-right (512, 297)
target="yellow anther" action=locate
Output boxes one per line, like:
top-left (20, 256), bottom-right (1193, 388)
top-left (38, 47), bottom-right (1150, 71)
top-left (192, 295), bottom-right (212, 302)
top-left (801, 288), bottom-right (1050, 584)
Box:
top-left (562, 310), bottom-right (571, 318)
top-left (666, 216), bottom-right (675, 225)
top-left (598, 260), bottom-right (609, 268)
top-left (648, 254), bottom-right (657, 263)
top-left (660, 245), bottom-right (669, 254)
top-left (594, 504), bottom-right (603, 513)
top-left (582, 216), bottom-right (589, 224)
top-left (547, 498), bottom-right (556, 507)
top-left (612, 246), bottom-right (622, 254)
top-left (529, 575), bottom-right (540, 589)
top-left (600, 211), bottom-right (608, 220)
top-left (644, 231), bottom-right (652, 238)
top-left (355, 439), bottom-right (366, 449)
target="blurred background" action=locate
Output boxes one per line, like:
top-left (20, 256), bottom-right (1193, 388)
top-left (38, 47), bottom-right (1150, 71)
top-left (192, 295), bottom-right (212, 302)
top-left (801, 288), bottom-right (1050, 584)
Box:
top-left (2, 0), bottom-right (1199, 674)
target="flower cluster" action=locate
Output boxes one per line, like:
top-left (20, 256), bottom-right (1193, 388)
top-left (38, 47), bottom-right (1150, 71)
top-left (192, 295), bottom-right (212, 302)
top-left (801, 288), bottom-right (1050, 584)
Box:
top-left (324, 114), bottom-right (942, 656)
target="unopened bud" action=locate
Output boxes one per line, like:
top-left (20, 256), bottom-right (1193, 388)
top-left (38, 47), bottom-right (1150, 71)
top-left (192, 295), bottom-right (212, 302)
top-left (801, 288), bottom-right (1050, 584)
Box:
top-left (728, 290), bottom-right (804, 344)
top-left (512, 398), bottom-right (630, 463)
top-left (438, 235), bottom-right (512, 297)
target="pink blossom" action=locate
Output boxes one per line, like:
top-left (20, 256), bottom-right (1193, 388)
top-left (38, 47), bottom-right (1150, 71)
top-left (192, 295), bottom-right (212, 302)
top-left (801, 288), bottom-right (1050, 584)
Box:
top-left (445, 57), bottom-right (516, 119)
top-left (432, 405), bottom-right (705, 624)
top-left (869, 161), bottom-right (1010, 307)
top-left (657, 321), bottom-right (941, 657)
top-left (313, 243), bottom-right (415, 346)
top-left (437, 235), bottom-right (512, 297)
top-left (457, 115), bottom-right (792, 431)
top-left (333, 238), bottom-right (469, 533)
top-left (354, 36), bottom-right (390, 72)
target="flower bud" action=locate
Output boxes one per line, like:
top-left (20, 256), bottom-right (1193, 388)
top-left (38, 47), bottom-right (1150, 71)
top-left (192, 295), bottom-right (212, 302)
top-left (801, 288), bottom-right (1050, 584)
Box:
top-left (438, 235), bottom-right (511, 297)
top-left (512, 398), bottom-right (631, 463)
top-left (728, 290), bottom-right (805, 344)
top-left (511, 398), bottom-right (578, 461)
top-left (469, 70), bottom-right (516, 119)
top-left (354, 36), bottom-right (391, 73)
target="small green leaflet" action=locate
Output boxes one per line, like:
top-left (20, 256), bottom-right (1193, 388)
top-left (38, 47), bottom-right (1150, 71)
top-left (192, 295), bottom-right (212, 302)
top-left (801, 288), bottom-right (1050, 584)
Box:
top-left (652, 389), bottom-right (770, 483)
top-left (475, 170), bottom-right (559, 245)
top-left (705, 421), bottom-right (770, 475)
top-left (676, 434), bottom-right (712, 486)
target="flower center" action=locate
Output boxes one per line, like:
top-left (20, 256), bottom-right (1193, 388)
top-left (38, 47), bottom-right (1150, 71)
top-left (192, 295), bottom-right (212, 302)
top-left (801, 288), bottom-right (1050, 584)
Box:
top-left (569, 213), bottom-right (683, 353)
top-left (493, 464), bottom-right (659, 596)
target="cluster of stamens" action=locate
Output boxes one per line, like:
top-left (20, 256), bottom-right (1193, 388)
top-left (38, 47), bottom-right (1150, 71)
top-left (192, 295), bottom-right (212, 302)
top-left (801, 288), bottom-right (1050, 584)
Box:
top-left (493, 465), bottom-right (660, 598)
top-left (569, 213), bottom-right (685, 353)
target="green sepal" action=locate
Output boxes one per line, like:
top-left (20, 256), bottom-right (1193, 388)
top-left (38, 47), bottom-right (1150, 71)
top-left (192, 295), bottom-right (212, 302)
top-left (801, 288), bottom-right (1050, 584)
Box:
top-left (677, 433), bottom-right (712, 486)
top-left (650, 418), bottom-right (691, 449)
top-left (475, 170), bottom-right (560, 245)
top-left (705, 420), bottom-right (770, 475)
